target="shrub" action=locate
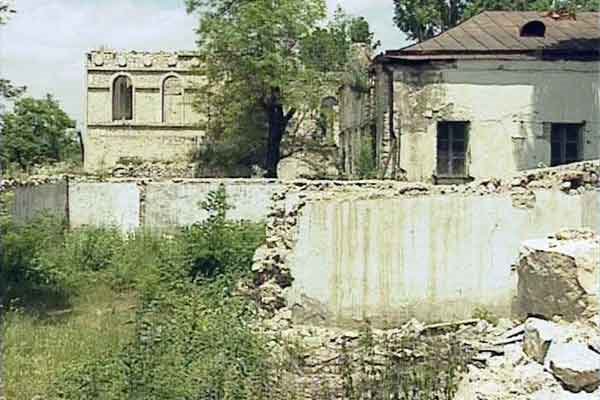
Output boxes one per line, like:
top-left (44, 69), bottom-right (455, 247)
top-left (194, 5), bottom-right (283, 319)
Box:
top-left (0, 215), bottom-right (68, 305)
top-left (48, 185), bottom-right (272, 399)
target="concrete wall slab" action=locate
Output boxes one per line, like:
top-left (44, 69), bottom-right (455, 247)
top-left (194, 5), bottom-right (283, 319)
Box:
top-left (69, 182), bottom-right (140, 232)
top-left (10, 182), bottom-right (68, 224)
top-left (144, 180), bottom-right (283, 227)
top-left (286, 189), bottom-right (600, 326)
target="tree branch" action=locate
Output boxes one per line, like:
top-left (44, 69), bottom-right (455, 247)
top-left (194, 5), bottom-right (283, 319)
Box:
top-left (284, 108), bottom-right (296, 124)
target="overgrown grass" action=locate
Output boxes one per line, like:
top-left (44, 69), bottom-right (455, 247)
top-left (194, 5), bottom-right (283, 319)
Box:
top-left (2, 286), bottom-right (136, 399)
top-left (1, 185), bottom-right (472, 399)
top-left (1, 185), bottom-right (270, 399)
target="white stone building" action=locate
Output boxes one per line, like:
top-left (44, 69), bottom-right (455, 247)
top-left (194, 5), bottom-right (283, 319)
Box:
top-left (84, 50), bottom-right (205, 171)
top-left (371, 11), bottom-right (600, 183)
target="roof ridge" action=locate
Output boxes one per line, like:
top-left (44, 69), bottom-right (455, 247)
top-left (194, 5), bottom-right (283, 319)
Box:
top-left (384, 10), bottom-right (599, 58)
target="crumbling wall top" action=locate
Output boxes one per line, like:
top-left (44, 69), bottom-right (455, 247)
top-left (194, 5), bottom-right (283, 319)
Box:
top-left (86, 49), bottom-right (200, 71)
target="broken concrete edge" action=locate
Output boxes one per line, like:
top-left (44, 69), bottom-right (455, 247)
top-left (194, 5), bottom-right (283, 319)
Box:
top-left (516, 231), bottom-right (599, 322)
top-left (248, 161), bottom-right (600, 318)
top-left (521, 317), bottom-right (600, 393)
top-left (1, 158), bottom-right (598, 194)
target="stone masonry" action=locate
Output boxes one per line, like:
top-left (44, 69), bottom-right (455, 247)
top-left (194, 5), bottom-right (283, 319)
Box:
top-left (85, 50), bottom-right (205, 172)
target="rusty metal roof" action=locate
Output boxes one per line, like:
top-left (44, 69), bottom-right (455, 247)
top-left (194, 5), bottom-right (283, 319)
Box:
top-left (383, 11), bottom-right (600, 61)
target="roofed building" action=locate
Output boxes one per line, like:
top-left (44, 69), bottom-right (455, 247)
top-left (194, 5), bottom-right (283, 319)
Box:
top-left (370, 11), bottom-right (600, 182)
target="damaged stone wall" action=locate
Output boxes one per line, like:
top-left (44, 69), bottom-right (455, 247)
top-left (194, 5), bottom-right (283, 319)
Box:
top-left (251, 161), bottom-right (600, 327)
top-left (256, 227), bottom-right (600, 399)
top-left (374, 59), bottom-right (600, 182)
top-left (85, 50), bottom-right (206, 172)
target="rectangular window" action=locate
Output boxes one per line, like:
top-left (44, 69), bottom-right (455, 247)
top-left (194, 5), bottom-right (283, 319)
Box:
top-left (437, 121), bottom-right (469, 177)
top-left (551, 124), bottom-right (583, 166)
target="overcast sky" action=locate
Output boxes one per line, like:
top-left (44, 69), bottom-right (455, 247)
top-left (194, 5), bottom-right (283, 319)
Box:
top-left (0, 0), bottom-right (408, 128)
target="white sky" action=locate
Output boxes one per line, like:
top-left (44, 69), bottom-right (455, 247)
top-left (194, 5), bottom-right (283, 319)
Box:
top-left (0, 0), bottom-right (408, 127)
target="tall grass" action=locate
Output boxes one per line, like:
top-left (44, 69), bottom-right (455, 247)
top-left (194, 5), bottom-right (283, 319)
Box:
top-left (1, 185), bottom-right (270, 399)
top-left (2, 286), bottom-right (136, 400)
top-left (1, 185), bottom-right (472, 399)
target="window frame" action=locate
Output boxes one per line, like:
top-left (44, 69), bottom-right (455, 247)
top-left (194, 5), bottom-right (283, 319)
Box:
top-left (435, 121), bottom-right (470, 182)
top-left (550, 123), bottom-right (583, 167)
top-left (112, 74), bottom-right (134, 121)
top-left (161, 73), bottom-right (185, 124)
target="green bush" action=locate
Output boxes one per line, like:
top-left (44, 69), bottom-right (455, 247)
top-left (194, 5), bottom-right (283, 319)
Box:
top-left (43, 185), bottom-right (271, 399)
top-left (0, 215), bottom-right (68, 305)
top-left (55, 291), bottom-right (272, 400)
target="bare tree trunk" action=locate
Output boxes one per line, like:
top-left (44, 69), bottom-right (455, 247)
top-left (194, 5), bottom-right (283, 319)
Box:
top-left (265, 88), bottom-right (295, 179)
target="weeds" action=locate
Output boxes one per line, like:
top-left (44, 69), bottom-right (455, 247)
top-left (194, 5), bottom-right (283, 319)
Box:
top-left (332, 323), bottom-right (472, 400)
top-left (2, 185), bottom-right (473, 399)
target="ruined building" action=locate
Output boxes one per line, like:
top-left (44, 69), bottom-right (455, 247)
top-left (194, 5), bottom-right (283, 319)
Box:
top-left (85, 12), bottom-right (600, 182)
top-left (344, 11), bottom-right (600, 182)
top-left (84, 50), bottom-right (205, 171)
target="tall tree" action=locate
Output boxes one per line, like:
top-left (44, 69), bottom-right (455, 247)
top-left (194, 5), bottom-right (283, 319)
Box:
top-left (186, 1), bottom-right (373, 177)
top-left (0, 95), bottom-right (77, 171)
top-left (0, 1), bottom-right (25, 175)
top-left (0, 1), bottom-right (24, 108)
top-left (393, 0), bottom-right (599, 42)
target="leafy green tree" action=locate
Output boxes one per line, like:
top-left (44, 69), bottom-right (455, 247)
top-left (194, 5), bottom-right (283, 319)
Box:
top-left (0, 2), bottom-right (25, 109)
top-left (0, 95), bottom-right (77, 171)
top-left (301, 7), bottom-right (377, 73)
top-left (186, 1), bottom-right (374, 177)
top-left (393, 0), bottom-right (599, 42)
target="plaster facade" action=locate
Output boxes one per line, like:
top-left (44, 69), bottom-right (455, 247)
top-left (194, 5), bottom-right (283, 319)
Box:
top-left (85, 50), bottom-right (206, 171)
top-left (372, 59), bottom-right (600, 182)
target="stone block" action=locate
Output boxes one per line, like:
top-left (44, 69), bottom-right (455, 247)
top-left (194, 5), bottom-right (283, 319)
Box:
top-left (523, 318), bottom-right (563, 364)
top-left (547, 342), bottom-right (600, 393)
top-left (516, 230), bottom-right (600, 321)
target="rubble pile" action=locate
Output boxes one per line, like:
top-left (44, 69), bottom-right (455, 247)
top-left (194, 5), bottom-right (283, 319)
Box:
top-left (456, 317), bottom-right (600, 399)
top-left (253, 227), bottom-right (600, 399)
top-left (258, 309), bottom-right (600, 399)
top-left (110, 161), bottom-right (196, 178)
top-left (260, 312), bottom-right (491, 399)
top-left (454, 229), bottom-right (600, 399)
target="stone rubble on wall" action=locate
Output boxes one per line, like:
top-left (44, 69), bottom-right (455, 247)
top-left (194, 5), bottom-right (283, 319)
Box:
top-left (516, 229), bottom-right (599, 322)
top-left (110, 161), bottom-right (196, 179)
top-left (248, 160), bottom-right (600, 319)
top-left (0, 175), bottom-right (66, 194)
top-left (1, 159), bottom-right (597, 199)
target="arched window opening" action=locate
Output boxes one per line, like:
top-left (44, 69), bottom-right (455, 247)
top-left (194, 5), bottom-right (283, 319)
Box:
top-left (162, 76), bottom-right (183, 124)
top-left (112, 75), bottom-right (133, 121)
top-left (520, 21), bottom-right (546, 37)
